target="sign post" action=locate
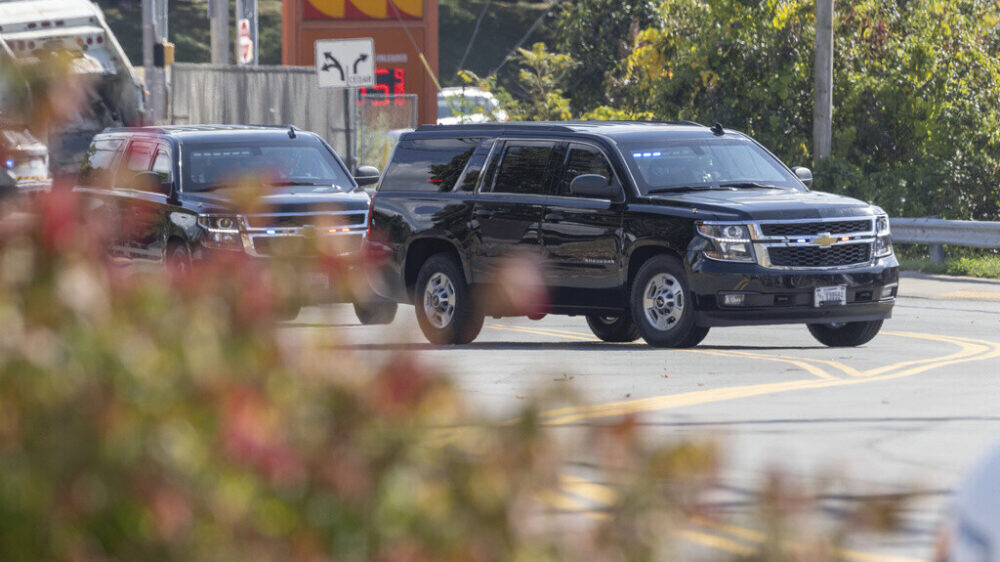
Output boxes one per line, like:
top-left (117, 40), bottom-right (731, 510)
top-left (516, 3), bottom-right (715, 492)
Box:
top-left (315, 38), bottom-right (375, 171)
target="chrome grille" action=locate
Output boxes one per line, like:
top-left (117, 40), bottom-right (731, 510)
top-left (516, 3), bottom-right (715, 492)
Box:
top-left (246, 212), bottom-right (366, 229)
top-left (760, 219), bottom-right (872, 237)
top-left (768, 244), bottom-right (871, 268)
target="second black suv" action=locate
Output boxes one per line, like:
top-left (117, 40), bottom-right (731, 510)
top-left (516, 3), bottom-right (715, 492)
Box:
top-left (365, 121), bottom-right (899, 348)
top-left (74, 125), bottom-right (397, 323)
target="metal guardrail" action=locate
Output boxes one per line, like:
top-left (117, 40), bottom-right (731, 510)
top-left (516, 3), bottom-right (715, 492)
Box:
top-left (891, 218), bottom-right (1000, 262)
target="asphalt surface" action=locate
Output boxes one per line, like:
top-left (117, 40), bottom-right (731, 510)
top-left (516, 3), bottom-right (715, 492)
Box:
top-left (283, 271), bottom-right (1000, 561)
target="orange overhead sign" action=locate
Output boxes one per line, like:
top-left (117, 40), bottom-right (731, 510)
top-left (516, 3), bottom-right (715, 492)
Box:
top-left (304, 0), bottom-right (422, 20)
top-left (284, 0), bottom-right (439, 125)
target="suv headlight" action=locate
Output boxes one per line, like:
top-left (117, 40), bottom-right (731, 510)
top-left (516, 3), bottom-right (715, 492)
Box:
top-left (874, 214), bottom-right (893, 257)
top-left (696, 223), bottom-right (755, 263)
top-left (198, 214), bottom-right (244, 250)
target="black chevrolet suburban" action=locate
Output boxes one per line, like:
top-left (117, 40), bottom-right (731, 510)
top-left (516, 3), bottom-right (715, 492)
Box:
top-left (74, 125), bottom-right (396, 323)
top-left (364, 121), bottom-right (899, 348)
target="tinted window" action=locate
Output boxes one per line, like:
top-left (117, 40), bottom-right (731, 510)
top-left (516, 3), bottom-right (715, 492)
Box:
top-left (78, 138), bottom-right (123, 188)
top-left (623, 138), bottom-right (801, 194)
top-left (380, 138), bottom-right (482, 192)
top-left (181, 137), bottom-right (351, 193)
top-left (557, 144), bottom-right (614, 196)
top-left (492, 142), bottom-right (555, 195)
top-left (457, 142), bottom-right (495, 192)
top-left (115, 140), bottom-right (156, 189)
top-left (151, 148), bottom-right (172, 186)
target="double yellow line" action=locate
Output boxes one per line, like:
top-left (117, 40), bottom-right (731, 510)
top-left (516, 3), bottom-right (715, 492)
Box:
top-left (539, 474), bottom-right (923, 562)
top-left (485, 325), bottom-right (1000, 426)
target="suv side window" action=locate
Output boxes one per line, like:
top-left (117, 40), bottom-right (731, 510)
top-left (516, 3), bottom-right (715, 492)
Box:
top-left (115, 140), bottom-right (157, 189)
top-left (380, 138), bottom-right (483, 192)
top-left (491, 141), bottom-right (556, 195)
top-left (556, 143), bottom-right (615, 196)
top-left (151, 146), bottom-right (172, 187)
top-left (78, 138), bottom-right (124, 189)
top-left (455, 141), bottom-right (495, 192)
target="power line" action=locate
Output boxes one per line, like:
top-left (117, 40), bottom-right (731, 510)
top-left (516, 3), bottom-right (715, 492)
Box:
top-left (489, 0), bottom-right (566, 78)
top-left (454, 0), bottom-right (493, 79)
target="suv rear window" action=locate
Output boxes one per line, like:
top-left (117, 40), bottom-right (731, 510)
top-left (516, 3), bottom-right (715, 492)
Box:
top-left (78, 138), bottom-right (124, 188)
top-left (380, 138), bottom-right (483, 192)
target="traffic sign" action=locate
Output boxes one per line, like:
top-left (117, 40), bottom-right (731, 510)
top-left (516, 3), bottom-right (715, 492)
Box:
top-left (237, 19), bottom-right (254, 64)
top-left (314, 38), bottom-right (375, 89)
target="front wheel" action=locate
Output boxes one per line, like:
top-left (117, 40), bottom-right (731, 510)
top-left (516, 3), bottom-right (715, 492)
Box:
top-left (585, 314), bottom-right (640, 343)
top-left (807, 320), bottom-right (883, 347)
top-left (414, 254), bottom-right (484, 345)
top-left (630, 255), bottom-right (706, 348)
top-left (354, 299), bottom-right (398, 325)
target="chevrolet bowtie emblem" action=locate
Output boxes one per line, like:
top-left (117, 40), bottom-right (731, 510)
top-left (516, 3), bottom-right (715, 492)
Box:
top-left (813, 233), bottom-right (836, 248)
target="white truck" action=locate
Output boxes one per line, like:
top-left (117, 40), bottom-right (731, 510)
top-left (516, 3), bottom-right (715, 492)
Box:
top-left (0, 0), bottom-right (146, 177)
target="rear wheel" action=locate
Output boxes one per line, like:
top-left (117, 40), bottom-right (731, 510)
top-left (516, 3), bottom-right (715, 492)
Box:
top-left (414, 254), bottom-right (484, 345)
top-left (585, 314), bottom-right (640, 343)
top-left (354, 299), bottom-right (398, 325)
top-left (630, 255), bottom-right (705, 348)
top-left (807, 320), bottom-right (883, 347)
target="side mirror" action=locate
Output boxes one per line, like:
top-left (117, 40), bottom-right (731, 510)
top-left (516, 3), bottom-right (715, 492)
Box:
top-left (570, 174), bottom-right (620, 200)
top-left (354, 165), bottom-right (380, 188)
top-left (132, 171), bottom-right (170, 194)
top-left (793, 166), bottom-right (813, 188)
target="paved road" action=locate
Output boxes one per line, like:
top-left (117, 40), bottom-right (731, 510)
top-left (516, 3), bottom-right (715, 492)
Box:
top-left (283, 272), bottom-right (1000, 560)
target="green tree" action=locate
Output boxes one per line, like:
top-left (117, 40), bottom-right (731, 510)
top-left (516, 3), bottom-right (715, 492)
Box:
top-left (620, 0), bottom-right (1000, 220)
top-left (460, 43), bottom-right (577, 121)
top-left (554, 0), bottom-right (659, 113)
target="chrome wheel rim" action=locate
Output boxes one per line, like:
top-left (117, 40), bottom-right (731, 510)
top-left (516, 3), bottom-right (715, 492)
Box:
top-left (642, 273), bottom-right (684, 331)
top-left (423, 272), bottom-right (456, 329)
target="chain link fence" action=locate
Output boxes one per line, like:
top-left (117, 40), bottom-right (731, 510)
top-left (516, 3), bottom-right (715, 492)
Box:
top-left (357, 93), bottom-right (418, 171)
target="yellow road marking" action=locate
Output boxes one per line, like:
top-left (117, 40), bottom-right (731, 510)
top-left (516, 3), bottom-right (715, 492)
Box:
top-left (675, 529), bottom-right (758, 556)
top-left (482, 325), bottom-right (1000, 425)
top-left (462, 324), bottom-right (994, 561)
top-left (559, 474), bottom-right (619, 505)
top-left (488, 324), bottom-right (842, 381)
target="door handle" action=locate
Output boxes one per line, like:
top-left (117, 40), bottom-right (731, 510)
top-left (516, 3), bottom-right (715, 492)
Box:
top-left (473, 209), bottom-right (495, 219)
top-left (544, 212), bottom-right (565, 222)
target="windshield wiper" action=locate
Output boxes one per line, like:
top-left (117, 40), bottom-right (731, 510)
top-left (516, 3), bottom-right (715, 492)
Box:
top-left (646, 185), bottom-right (717, 195)
top-left (271, 180), bottom-right (330, 187)
top-left (718, 181), bottom-right (782, 189)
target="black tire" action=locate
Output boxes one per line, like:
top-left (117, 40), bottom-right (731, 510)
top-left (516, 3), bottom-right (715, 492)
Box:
top-left (585, 314), bottom-right (640, 343)
top-left (353, 299), bottom-right (398, 325)
top-left (629, 255), bottom-right (703, 348)
top-left (414, 254), bottom-right (484, 345)
top-left (807, 320), bottom-right (883, 347)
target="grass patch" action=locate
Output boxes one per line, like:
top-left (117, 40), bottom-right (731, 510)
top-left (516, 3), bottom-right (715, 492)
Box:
top-left (898, 255), bottom-right (1000, 279)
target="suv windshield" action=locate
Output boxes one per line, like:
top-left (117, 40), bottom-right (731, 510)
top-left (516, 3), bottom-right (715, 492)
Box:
top-left (181, 137), bottom-right (351, 193)
top-left (623, 137), bottom-right (804, 194)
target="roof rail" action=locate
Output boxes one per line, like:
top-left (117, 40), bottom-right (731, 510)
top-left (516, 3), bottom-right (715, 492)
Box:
top-left (415, 120), bottom-right (707, 133)
top-left (416, 122), bottom-right (577, 133)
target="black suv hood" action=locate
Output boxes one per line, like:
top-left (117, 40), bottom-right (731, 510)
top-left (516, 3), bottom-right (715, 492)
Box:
top-left (646, 189), bottom-right (874, 221)
top-left (183, 187), bottom-right (370, 214)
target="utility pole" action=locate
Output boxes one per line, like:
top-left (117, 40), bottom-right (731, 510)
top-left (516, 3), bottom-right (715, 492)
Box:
top-left (209, 0), bottom-right (229, 65)
top-left (142, 0), bottom-right (167, 122)
top-left (142, 0), bottom-right (154, 122)
top-left (813, 0), bottom-right (834, 165)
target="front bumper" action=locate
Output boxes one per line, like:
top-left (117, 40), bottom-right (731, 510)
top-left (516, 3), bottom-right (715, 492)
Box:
top-left (690, 256), bottom-right (899, 327)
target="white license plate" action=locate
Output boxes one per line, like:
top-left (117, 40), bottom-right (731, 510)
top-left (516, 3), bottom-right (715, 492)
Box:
top-left (814, 285), bottom-right (847, 307)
